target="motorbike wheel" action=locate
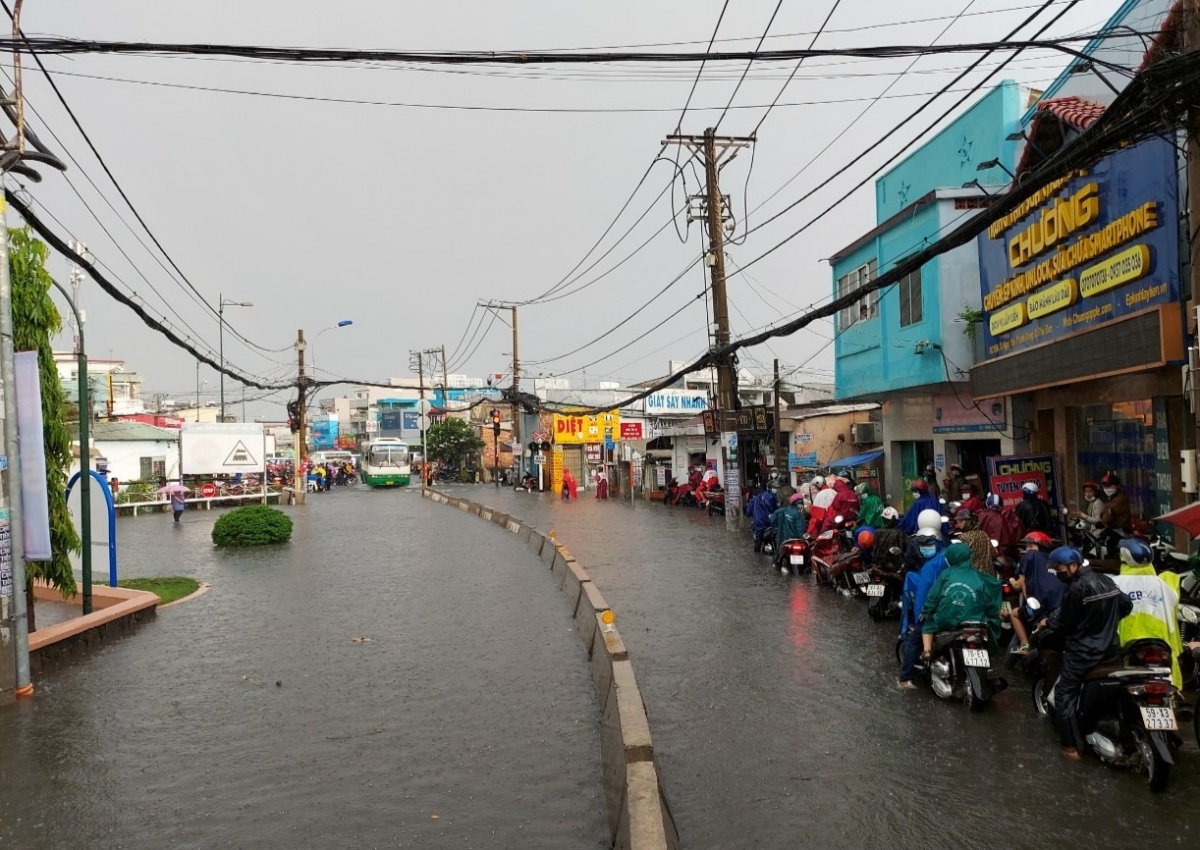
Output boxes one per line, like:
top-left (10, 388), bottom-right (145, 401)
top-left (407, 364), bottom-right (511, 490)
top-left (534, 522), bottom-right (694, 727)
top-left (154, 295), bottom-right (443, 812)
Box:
top-left (1031, 679), bottom-right (1050, 717)
top-left (968, 690), bottom-right (987, 713)
top-left (868, 599), bottom-right (883, 622)
top-left (1132, 729), bottom-right (1171, 794)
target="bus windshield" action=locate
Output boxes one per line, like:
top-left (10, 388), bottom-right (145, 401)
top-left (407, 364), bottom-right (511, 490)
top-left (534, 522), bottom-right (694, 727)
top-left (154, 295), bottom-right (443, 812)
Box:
top-left (369, 445), bottom-right (409, 467)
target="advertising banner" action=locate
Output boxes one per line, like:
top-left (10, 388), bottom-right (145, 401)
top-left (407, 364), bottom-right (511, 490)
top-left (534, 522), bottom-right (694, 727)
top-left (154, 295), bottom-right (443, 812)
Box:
top-left (585, 444), bottom-right (602, 464)
top-left (931, 394), bottom-right (1005, 433)
top-left (181, 423), bottom-right (267, 475)
top-left (15, 351), bottom-right (51, 559)
top-left (552, 410), bottom-right (620, 444)
top-left (977, 136), bottom-right (1180, 360)
top-left (643, 389), bottom-right (709, 417)
top-left (402, 411), bottom-right (420, 431)
top-left (986, 453), bottom-right (1060, 510)
top-left (620, 422), bottom-right (643, 440)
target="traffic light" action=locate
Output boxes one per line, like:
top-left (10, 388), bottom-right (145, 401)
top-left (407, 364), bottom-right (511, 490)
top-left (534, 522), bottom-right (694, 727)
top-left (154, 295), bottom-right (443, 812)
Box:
top-left (490, 408), bottom-right (501, 436)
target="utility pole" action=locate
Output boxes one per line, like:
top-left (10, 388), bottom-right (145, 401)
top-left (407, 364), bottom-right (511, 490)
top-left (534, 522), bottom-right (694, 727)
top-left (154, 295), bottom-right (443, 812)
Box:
top-left (774, 357), bottom-right (784, 485)
top-left (293, 330), bottom-right (307, 506)
top-left (666, 128), bottom-right (753, 531)
top-left (416, 351), bottom-right (427, 491)
top-left (509, 306), bottom-right (521, 477)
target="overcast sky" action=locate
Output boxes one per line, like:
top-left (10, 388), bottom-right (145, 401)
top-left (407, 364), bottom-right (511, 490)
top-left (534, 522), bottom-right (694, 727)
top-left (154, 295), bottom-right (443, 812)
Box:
top-left (12, 0), bottom-right (1123, 419)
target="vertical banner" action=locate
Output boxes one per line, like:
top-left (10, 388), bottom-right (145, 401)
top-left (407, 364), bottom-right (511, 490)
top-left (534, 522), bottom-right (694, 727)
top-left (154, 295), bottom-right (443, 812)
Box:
top-left (14, 351), bottom-right (51, 560)
top-left (0, 510), bottom-right (12, 598)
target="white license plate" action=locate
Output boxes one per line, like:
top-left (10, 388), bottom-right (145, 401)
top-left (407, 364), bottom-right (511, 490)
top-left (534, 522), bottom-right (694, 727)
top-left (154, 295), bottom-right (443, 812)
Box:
top-left (962, 649), bottom-right (990, 668)
top-left (865, 584), bottom-right (885, 598)
top-left (853, 572), bottom-right (870, 585)
top-left (1140, 705), bottom-right (1178, 731)
top-left (790, 555), bottom-right (804, 565)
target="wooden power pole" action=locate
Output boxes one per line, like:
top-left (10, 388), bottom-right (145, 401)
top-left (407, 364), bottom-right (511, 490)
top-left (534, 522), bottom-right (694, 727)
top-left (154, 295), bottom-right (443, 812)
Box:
top-left (665, 128), bottom-right (753, 531)
top-left (294, 329), bottom-right (307, 505)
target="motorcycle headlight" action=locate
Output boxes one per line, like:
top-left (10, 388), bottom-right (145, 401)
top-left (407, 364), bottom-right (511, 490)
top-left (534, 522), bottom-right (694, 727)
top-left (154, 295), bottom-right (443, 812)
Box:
top-left (1180, 605), bottom-right (1200, 625)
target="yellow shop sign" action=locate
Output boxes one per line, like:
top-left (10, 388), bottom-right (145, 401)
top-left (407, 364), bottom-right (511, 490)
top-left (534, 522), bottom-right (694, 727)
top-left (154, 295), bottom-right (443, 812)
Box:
top-left (989, 302), bottom-right (1028, 336)
top-left (1026, 278), bottom-right (1078, 320)
top-left (1079, 244), bottom-right (1151, 298)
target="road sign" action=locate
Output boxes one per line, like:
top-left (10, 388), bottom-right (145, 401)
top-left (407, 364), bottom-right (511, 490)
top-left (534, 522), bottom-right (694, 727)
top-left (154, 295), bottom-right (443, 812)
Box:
top-left (534, 454), bottom-right (546, 465)
top-left (417, 414), bottom-right (432, 431)
top-left (417, 399), bottom-right (433, 415)
top-left (200, 482), bottom-right (218, 498)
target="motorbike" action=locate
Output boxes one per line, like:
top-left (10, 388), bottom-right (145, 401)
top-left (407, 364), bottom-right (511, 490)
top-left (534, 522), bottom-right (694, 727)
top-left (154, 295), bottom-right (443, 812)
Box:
top-left (1148, 534), bottom-right (1191, 575)
top-left (777, 537), bottom-right (811, 576)
top-left (1066, 518), bottom-right (1108, 561)
top-left (1034, 637), bottom-right (1180, 793)
top-left (702, 485), bottom-right (726, 516)
top-left (865, 546), bottom-right (904, 621)
top-left (753, 525), bottom-right (777, 556)
top-left (922, 620), bottom-right (1008, 711)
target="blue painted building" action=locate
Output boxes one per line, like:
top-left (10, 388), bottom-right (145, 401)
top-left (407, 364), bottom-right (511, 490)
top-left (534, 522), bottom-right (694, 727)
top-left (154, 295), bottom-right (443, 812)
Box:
top-left (832, 81), bottom-right (1034, 497)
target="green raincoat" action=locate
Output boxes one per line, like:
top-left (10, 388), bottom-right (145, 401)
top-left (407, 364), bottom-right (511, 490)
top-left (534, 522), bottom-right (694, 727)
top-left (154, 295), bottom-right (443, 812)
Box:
top-left (921, 543), bottom-right (1003, 651)
top-left (856, 485), bottom-right (883, 530)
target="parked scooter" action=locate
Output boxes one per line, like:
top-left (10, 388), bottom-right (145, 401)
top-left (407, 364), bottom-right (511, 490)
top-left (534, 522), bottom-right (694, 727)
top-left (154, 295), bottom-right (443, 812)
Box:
top-left (777, 537), bottom-right (811, 576)
top-left (1034, 636), bottom-right (1180, 793)
top-left (922, 620), bottom-right (1008, 711)
top-left (866, 546), bottom-right (904, 621)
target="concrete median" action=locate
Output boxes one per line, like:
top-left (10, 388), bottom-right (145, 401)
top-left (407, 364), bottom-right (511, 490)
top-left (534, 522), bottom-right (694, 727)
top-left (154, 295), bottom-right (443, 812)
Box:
top-left (423, 487), bottom-right (677, 850)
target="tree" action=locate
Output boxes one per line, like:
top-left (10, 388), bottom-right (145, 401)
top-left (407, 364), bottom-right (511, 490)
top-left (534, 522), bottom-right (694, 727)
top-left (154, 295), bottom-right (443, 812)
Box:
top-left (426, 416), bottom-right (484, 470)
top-left (11, 227), bottom-right (80, 629)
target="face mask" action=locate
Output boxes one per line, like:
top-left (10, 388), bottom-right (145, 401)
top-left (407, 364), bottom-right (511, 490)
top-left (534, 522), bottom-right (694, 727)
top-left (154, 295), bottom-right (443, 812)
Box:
top-left (1084, 494), bottom-right (1096, 502)
top-left (919, 546), bottom-right (937, 559)
top-left (961, 493), bottom-right (971, 502)
top-left (1103, 487), bottom-right (1117, 497)
top-left (1055, 570), bottom-right (1073, 585)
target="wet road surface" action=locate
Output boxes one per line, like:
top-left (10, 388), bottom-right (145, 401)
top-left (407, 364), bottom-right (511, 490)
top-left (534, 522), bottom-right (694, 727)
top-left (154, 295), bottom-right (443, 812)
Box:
top-left (476, 484), bottom-right (1200, 850)
top-left (0, 489), bottom-right (606, 850)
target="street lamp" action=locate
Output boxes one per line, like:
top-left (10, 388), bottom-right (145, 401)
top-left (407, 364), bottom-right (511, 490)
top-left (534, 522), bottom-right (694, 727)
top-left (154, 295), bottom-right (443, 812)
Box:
top-left (312, 319), bottom-right (354, 373)
top-left (218, 294), bottom-right (253, 422)
top-left (976, 158), bottom-right (1016, 180)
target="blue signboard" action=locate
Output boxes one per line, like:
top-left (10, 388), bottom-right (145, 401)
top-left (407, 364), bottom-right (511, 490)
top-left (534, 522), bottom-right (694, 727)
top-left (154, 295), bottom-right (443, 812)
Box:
top-left (379, 411), bottom-right (403, 433)
top-left (977, 136), bottom-right (1179, 360)
top-left (432, 388), bottom-right (504, 406)
top-left (402, 411), bottom-right (419, 431)
top-left (310, 419), bottom-right (339, 450)
top-left (789, 452), bottom-right (818, 468)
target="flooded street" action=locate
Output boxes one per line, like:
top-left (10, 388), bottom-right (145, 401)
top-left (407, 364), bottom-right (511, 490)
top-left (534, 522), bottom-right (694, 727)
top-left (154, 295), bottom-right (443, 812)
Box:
top-left (0, 490), bottom-right (605, 850)
top-left (479, 484), bottom-right (1200, 850)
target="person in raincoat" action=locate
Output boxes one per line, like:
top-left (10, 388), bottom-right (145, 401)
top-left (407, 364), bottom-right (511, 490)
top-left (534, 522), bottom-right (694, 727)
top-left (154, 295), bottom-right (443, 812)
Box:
top-left (1111, 538), bottom-right (1183, 689)
top-left (897, 534), bottom-right (952, 689)
top-left (899, 480), bottom-right (942, 534)
top-left (855, 482), bottom-right (883, 529)
top-left (770, 493), bottom-right (807, 565)
top-left (561, 468), bottom-right (578, 500)
top-left (920, 541), bottom-right (1003, 657)
top-left (749, 486), bottom-right (779, 540)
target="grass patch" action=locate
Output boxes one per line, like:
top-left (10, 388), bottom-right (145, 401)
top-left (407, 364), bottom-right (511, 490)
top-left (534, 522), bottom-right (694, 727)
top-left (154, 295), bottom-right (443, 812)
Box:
top-left (116, 576), bottom-right (201, 606)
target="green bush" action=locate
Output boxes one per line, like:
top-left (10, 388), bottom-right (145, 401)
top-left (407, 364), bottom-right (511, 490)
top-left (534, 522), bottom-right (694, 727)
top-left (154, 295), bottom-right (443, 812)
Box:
top-left (211, 505), bottom-right (293, 547)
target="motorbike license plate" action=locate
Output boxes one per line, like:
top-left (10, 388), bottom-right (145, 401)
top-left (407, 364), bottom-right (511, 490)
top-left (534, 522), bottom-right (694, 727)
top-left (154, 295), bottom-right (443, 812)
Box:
top-left (865, 584), bottom-right (885, 597)
top-left (961, 649), bottom-right (990, 668)
top-left (790, 555), bottom-right (804, 565)
top-left (1139, 705), bottom-right (1178, 731)
top-left (852, 572), bottom-right (870, 585)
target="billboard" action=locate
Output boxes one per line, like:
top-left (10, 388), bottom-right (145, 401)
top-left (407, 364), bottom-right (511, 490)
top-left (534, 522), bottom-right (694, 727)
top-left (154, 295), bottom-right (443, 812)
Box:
top-left (552, 411), bottom-right (620, 444)
top-left (310, 418), bottom-right (340, 450)
top-left (977, 136), bottom-right (1180, 360)
top-left (181, 423), bottom-right (266, 474)
top-left (644, 389), bottom-right (709, 417)
top-left (986, 453), bottom-right (1060, 511)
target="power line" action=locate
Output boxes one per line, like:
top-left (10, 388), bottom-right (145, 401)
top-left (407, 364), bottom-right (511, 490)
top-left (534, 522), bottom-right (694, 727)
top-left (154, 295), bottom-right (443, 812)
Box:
top-left (712, 0), bottom-right (783, 131)
top-left (750, 0), bottom-right (846, 136)
top-left (8, 189), bottom-right (293, 391)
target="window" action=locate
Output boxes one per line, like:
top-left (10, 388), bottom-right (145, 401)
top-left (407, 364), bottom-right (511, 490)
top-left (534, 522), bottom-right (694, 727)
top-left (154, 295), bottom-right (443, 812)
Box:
top-left (139, 456), bottom-right (166, 481)
top-left (836, 259), bottom-right (879, 331)
top-left (899, 268), bottom-right (923, 327)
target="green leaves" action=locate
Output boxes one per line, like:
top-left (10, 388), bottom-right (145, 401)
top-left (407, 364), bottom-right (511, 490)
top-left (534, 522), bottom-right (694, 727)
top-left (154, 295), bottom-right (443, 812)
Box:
top-left (425, 417), bottom-right (485, 470)
top-left (10, 227), bottom-right (78, 596)
top-left (212, 505), bottom-right (294, 547)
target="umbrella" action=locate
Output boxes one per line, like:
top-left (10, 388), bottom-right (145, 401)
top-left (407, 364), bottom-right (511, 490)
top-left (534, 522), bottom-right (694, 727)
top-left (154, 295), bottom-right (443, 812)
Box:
top-left (157, 483), bottom-right (190, 495)
top-left (1155, 501), bottom-right (1200, 537)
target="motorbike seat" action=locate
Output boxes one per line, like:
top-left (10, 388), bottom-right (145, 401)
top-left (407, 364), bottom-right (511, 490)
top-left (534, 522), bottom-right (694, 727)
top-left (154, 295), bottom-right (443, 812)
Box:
top-left (1084, 662), bottom-right (1122, 681)
top-left (931, 630), bottom-right (965, 654)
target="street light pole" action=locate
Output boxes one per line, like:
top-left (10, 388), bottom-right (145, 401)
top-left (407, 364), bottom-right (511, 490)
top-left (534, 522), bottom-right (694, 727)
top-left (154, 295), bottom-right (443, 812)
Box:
top-left (218, 295), bottom-right (253, 422)
top-left (311, 319), bottom-right (353, 373)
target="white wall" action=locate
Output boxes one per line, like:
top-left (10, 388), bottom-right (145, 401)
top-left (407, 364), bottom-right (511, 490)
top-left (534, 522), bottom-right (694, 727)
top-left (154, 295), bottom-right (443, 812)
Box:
top-left (72, 439), bottom-right (180, 483)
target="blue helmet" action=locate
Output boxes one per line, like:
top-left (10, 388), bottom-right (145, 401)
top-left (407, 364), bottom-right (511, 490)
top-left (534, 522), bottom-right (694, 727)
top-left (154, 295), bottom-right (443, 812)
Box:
top-left (1118, 538), bottom-right (1153, 567)
top-left (1047, 546), bottom-right (1083, 568)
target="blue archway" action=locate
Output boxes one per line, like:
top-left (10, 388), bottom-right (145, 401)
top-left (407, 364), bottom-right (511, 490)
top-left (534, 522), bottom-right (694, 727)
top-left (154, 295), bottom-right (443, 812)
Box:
top-left (65, 471), bottom-right (117, 587)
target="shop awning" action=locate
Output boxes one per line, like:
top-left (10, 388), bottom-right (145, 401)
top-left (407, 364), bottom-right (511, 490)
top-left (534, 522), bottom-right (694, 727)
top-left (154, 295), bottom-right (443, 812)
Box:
top-left (830, 448), bottom-right (884, 468)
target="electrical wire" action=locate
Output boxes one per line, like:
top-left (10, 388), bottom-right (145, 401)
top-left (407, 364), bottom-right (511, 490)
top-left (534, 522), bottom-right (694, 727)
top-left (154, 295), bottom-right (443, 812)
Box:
top-left (712, 0), bottom-right (784, 132)
top-left (750, 0), bottom-right (846, 137)
top-left (7, 189), bottom-right (293, 390)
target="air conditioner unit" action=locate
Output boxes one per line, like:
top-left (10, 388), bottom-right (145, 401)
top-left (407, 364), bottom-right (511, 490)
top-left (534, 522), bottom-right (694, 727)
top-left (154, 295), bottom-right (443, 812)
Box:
top-left (850, 422), bottom-right (879, 445)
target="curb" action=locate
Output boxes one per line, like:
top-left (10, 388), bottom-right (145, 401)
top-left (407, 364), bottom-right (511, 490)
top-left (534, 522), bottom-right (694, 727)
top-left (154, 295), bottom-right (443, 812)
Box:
top-left (423, 488), bottom-right (680, 850)
top-left (158, 581), bottom-right (213, 610)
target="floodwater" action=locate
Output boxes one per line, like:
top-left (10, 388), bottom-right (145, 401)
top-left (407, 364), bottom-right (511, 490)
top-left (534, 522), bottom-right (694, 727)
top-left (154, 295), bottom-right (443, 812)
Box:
top-left (0, 489), bottom-right (606, 850)
top-left (479, 483), bottom-right (1200, 850)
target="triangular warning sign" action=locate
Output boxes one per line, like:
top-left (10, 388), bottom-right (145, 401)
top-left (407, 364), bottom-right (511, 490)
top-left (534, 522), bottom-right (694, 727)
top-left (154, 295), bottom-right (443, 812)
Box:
top-left (224, 440), bottom-right (258, 467)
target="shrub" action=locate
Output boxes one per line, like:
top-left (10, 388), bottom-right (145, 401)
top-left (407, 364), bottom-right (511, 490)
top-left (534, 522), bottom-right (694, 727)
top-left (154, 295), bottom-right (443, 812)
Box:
top-left (211, 505), bottom-right (293, 547)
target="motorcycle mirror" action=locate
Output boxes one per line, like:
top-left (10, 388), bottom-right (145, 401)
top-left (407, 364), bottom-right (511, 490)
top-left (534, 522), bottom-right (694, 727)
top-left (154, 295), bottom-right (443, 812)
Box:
top-left (835, 515), bottom-right (845, 524)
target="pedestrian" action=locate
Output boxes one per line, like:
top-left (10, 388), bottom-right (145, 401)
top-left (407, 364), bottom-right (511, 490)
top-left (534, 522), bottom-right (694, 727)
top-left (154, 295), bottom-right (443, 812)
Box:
top-left (594, 468), bottom-right (609, 500)
top-left (171, 490), bottom-right (186, 523)
top-left (562, 468), bottom-right (578, 500)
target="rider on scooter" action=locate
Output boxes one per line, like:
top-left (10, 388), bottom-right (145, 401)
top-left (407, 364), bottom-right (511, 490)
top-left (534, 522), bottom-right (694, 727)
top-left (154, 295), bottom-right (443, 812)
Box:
top-left (1042, 546), bottom-right (1132, 760)
top-left (770, 493), bottom-right (807, 566)
top-left (897, 531), bottom-right (951, 690)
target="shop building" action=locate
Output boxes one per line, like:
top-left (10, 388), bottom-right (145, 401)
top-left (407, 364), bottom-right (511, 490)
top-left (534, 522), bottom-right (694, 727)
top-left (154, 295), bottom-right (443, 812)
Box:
top-left (833, 81), bottom-right (1034, 499)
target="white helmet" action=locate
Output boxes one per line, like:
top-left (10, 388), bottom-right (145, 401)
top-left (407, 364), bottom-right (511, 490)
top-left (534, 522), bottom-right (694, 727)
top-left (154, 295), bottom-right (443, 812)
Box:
top-left (917, 509), bottom-right (944, 538)
top-left (810, 476), bottom-right (825, 489)
top-left (881, 506), bottom-right (900, 522)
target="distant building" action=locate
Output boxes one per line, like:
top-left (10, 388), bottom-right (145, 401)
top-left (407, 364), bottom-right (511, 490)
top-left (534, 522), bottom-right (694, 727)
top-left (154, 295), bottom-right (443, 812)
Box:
top-left (54, 353), bottom-right (146, 417)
